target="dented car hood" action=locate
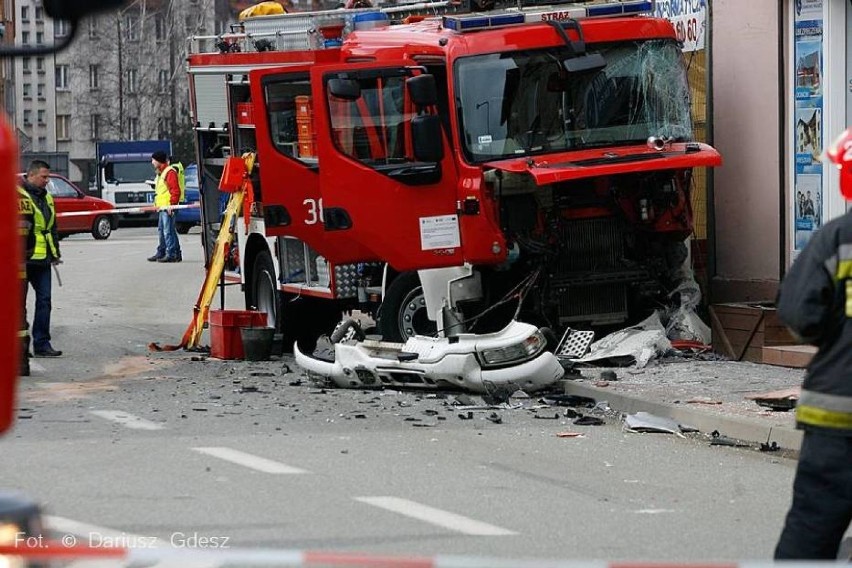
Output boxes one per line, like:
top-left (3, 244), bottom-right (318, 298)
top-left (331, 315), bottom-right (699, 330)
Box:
top-left (484, 142), bottom-right (721, 185)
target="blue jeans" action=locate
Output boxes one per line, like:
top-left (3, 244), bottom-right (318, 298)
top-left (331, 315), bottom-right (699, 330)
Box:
top-left (25, 263), bottom-right (53, 352)
top-left (156, 210), bottom-right (182, 259)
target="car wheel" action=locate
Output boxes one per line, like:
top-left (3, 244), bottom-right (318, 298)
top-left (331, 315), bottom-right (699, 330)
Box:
top-left (377, 272), bottom-right (437, 342)
top-left (176, 222), bottom-right (192, 235)
top-left (92, 215), bottom-right (111, 240)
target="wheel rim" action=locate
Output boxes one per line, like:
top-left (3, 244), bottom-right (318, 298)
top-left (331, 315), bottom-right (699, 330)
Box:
top-left (96, 218), bottom-right (110, 237)
top-left (255, 269), bottom-right (277, 328)
top-left (397, 287), bottom-right (436, 340)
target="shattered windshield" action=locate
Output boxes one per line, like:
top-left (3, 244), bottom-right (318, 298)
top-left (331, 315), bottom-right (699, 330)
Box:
top-left (455, 39), bottom-right (693, 162)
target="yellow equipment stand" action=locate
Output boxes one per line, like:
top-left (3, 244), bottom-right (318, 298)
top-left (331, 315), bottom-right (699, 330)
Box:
top-left (150, 153), bottom-right (256, 352)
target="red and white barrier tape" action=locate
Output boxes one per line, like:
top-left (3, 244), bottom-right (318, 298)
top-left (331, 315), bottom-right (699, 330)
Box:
top-left (55, 202), bottom-right (200, 218)
top-left (0, 545), bottom-right (831, 568)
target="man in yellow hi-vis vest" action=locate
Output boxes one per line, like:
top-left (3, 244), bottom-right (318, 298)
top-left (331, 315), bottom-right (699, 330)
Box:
top-left (147, 151), bottom-right (183, 263)
top-left (19, 160), bottom-right (62, 358)
top-left (17, 182), bottom-right (36, 375)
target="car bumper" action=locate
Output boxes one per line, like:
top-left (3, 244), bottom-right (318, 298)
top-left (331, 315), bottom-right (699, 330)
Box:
top-left (294, 322), bottom-right (565, 393)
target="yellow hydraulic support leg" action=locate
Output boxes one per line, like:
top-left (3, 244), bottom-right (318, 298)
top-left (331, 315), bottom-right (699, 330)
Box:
top-left (150, 153), bottom-right (256, 351)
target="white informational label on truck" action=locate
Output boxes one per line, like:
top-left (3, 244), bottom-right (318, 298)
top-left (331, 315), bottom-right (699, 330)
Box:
top-left (419, 214), bottom-right (461, 250)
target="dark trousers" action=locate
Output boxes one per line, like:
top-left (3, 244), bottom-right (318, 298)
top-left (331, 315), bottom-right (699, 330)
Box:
top-left (775, 431), bottom-right (852, 560)
top-left (24, 263), bottom-right (53, 352)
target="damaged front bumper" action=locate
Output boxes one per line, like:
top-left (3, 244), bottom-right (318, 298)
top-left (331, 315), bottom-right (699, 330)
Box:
top-left (294, 321), bottom-right (564, 393)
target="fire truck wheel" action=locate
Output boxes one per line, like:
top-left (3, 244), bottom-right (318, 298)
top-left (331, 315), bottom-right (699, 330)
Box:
top-left (249, 251), bottom-right (281, 331)
top-left (92, 216), bottom-right (112, 240)
top-left (377, 272), bottom-right (437, 342)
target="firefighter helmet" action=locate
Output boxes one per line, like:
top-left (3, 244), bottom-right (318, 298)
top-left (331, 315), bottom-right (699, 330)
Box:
top-left (826, 127), bottom-right (852, 200)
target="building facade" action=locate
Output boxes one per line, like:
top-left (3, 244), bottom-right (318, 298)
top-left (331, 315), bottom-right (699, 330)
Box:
top-left (11, 0), bottom-right (232, 184)
top-left (710, 0), bottom-right (850, 302)
top-left (13, 0), bottom-right (55, 154)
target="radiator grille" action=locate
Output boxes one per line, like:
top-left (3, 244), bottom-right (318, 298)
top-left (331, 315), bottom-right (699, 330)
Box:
top-left (557, 217), bottom-right (625, 274)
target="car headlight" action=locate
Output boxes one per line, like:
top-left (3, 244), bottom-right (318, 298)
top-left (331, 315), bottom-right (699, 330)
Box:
top-left (478, 330), bottom-right (546, 367)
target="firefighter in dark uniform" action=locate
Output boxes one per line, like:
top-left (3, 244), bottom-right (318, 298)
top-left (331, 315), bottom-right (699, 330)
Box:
top-left (774, 128), bottom-right (852, 560)
top-left (17, 184), bottom-right (36, 376)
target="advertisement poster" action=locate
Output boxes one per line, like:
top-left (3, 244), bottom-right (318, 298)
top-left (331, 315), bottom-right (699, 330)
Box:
top-left (654, 0), bottom-right (706, 52)
top-left (793, 0), bottom-right (824, 250)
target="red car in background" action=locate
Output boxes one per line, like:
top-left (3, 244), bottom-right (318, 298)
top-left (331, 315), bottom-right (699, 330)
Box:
top-left (20, 173), bottom-right (118, 240)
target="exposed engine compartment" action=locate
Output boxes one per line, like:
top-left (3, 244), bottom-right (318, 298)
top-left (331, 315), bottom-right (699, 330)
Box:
top-left (476, 168), bottom-right (695, 330)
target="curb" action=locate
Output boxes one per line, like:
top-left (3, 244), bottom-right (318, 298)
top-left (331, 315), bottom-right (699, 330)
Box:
top-left (561, 380), bottom-right (803, 451)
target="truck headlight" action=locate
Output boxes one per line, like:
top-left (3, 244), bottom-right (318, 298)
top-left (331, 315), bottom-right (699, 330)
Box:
top-left (478, 330), bottom-right (546, 367)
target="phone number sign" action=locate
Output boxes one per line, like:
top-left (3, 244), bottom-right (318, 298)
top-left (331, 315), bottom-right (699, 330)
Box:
top-left (654, 0), bottom-right (707, 52)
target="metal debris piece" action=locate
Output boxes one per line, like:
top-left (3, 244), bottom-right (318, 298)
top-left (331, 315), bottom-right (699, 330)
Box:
top-left (510, 390), bottom-right (531, 399)
top-left (543, 394), bottom-right (596, 408)
top-left (458, 412), bottom-right (474, 420)
top-left (534, 413), bottom-right (559, 420)
top-left (556, 432), bottom-right (584, 438)
top-left (486, 412), bottom-right (503, 424)
top-left (623, 412), bottom-right (684, 436)
top-left (575, 312), bottom-right (672, 368)
top-left (573, 415), bottom-right (604, 426)
top-left (556, 327), bottom-right (596, 359)
top-left (760, 441), bottom-right (780, 452)
top-left (709, 430), bottom-right (750, 448)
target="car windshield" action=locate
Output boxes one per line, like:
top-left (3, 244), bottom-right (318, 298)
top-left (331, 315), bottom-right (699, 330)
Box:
top-left (454, 39), bottom-right (693, 162)
top-left (106, 161), bottom-right (153, 183)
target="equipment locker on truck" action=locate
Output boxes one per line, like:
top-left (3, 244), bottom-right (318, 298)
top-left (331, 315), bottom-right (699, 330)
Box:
top-left (187, 0), bottom-right (720, 391)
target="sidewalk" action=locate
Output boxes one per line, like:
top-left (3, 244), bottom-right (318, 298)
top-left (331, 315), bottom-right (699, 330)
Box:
top-left (561, 357), bottom-right (806, 451)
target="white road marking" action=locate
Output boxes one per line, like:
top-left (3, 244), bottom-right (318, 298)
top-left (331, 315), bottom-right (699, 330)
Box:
top-left (355, 496), bottom-right (517, 536)
top-left (90, 410), bottom-right (165, 430)
top-left (192, 447), bottom-right (309, 474)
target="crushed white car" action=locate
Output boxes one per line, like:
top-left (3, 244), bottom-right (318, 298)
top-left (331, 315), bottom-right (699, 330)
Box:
top-left (294, 320), bottom-right (564, 393)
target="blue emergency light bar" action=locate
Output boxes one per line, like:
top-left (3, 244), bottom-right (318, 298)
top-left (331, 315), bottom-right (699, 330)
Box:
top-left (442, 0), bottom-right (654, 31)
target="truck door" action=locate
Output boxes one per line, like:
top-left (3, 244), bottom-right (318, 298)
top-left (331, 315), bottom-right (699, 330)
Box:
top-left (310, 63), bottom-right (464, 271)
top-left (249, 66), bottom-right (375, 262)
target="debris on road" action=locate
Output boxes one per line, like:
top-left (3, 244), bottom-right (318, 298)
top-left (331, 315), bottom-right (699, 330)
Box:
top-left (556, 432), bottom-right (584, 438)
top-left (745, 387), bottom-right (799, 411)
top-left (573, 313), bottom-right (672, 368)
top-left (623, 411), bottom-right (685, 436)
top-left (709, 430), bottom-right (750, 448)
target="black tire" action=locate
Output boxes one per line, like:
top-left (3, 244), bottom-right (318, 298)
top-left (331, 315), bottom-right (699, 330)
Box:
top-left (91, 215), bottom-right (111, 240)
top-left (281, 296), bottom-right (341, 354)
top-left (176, 222), bottom-right (192, 235)
top-left (377, 272), bottom-right (437, 342)
top-left (247, 250), bottom-right (280, 331)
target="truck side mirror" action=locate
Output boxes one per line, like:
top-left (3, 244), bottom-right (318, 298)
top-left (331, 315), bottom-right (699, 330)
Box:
top-left (328, 78), bottom-right (361, 101)
top-left (407, 74), bottom-right (438, 108)
top-left (43, 0), bottom-right (127, 21)
top-left (411, 115), bottom-right (443, 163)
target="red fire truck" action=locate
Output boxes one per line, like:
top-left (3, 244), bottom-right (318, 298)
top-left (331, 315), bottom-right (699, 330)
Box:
top-left (187, 0), bottom-right (721, 372)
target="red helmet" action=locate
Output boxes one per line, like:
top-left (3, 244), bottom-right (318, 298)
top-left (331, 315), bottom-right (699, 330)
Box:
top-left (826, 128), bottom-right (852, 200)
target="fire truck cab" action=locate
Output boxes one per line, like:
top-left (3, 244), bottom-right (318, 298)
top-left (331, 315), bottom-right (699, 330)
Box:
top-left (187, 0), bottom-right (720, 384)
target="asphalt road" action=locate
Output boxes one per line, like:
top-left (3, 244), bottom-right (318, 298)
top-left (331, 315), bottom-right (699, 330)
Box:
top-left (3, 228), bottom-right (803, 564)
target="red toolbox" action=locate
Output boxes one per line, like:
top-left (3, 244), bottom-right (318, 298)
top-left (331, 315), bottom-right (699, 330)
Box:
top-left (209, 309), bottom-right (268, 359)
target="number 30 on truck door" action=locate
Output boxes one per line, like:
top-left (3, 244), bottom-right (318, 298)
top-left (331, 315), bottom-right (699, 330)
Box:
top-left (303, 198), bottom-right (324, 225)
